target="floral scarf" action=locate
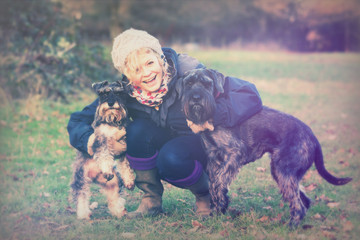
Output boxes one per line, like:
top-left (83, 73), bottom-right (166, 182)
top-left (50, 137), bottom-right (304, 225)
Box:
top-left (129, 77), bottom-right (169, 110)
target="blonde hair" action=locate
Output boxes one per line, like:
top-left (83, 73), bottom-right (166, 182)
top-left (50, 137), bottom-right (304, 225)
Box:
top-left (123, 48), bottom-right (170, 85)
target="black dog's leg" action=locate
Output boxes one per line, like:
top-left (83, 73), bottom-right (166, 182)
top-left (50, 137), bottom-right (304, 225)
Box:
top-left (271, 162), bottom-right (307, 227)
top-left (206, 152), bottom-right (227, 214)
top-left (208, 151), bottom-right (245, 214)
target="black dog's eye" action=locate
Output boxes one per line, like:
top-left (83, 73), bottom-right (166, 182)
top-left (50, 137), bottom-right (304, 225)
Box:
top-left (203, 81), bottom-right (212, 89)
top-left (186, 80), bottom-right (194, 87)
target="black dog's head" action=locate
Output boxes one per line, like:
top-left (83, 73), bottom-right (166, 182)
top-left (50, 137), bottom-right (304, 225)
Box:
top-left (178, 68), bottom-right (225, 124)
top-left (92, 81), bottom-right (128, 124)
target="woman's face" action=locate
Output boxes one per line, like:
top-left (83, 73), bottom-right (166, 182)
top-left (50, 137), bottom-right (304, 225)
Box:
top-left (128, 51), bottom-right (164, 93)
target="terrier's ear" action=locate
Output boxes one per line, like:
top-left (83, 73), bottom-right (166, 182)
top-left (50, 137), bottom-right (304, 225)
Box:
top-left (115, 80), bottom-right (124, 90)
top-left (206, 69), bottom-right (225, 95)
top-left (92, 81), bottom-right (108, 92)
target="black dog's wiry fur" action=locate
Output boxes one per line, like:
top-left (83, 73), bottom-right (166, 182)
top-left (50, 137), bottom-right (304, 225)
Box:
top-left (70, 81), bottom-right (135, 219)
top-left (179, 68), bottom-right (352, 226)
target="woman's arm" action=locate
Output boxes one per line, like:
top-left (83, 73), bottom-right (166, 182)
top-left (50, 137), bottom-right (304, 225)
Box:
top-left (213, 76), bottom-right (263, 127)
top-left (67, 99), bottom-right (98, 154)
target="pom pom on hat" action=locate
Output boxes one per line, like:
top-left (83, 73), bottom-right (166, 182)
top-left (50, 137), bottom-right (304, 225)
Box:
top-left (111, 28), bottom-right (163, 73)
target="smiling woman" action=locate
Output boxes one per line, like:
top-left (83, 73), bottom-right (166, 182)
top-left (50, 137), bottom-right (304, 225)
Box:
top-left (67, 28), bottom-right (263, 220)
top-left (124, 48), bottom-right (170, 108)
top-left (124, 48), bottom-right (168, 93)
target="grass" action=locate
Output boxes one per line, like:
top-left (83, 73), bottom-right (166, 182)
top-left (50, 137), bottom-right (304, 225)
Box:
top-left (1, 50), bottom-right (359, 239)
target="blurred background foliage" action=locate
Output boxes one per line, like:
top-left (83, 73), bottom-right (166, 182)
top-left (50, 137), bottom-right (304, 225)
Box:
top-left (0, 0), bottom-right (360, 101)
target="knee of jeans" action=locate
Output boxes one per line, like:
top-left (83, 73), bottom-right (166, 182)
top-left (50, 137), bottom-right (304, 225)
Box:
top-left (157, 150), bottom-right (193, 180)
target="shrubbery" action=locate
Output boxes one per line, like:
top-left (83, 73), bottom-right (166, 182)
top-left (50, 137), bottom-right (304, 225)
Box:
top-left (0, 0), bottom-right (119, 102)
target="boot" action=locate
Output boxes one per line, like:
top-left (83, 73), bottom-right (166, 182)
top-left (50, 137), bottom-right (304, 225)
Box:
top-left (187, 172), bottom-right (212, 217)
top-left (127, 168), bottom-right (164, 218)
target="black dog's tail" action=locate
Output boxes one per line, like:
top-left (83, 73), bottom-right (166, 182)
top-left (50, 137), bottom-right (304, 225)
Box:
top-left (314, 143), bottom-right (352, 185)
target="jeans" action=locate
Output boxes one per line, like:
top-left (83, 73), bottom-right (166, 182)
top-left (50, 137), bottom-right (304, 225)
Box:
top-left (126, 118), bottom-right (207, 187)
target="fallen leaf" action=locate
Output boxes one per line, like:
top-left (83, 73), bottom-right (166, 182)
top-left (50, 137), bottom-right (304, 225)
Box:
top-left (43, 202), bottom-right (51, 208)
top-left (322, 230), bottom-right (335, 239)
top-left (56, 149), bottom-right (65, 155)
top-left (271, 213), bottom-right (283, 222)
top-left (318, 194), bottom-right (332, 203)
top-left (256, 167), bottom-right (266, 172)
top-left (53, 225), bottom-right (70, 231)
top-left (327, 202), bottom-right (340, 208)
top-left (65, 206), bottom-right (76, 214)
top-left (121, 232), bottom-right (136, 239)
top-left (313, 213), bottom-right (326, 221)
top-left (219, 229), bottom-right (229, 237)
top-left (265, 196), bottom-right (272, 201)
top-left (303, 170), bottom-right (314, 181)
top-left (177, 199), bottom-right (186, 203)
top-left (256, 215), bottom-right (269, 222)
top-left (342, 220), bottom-right (353, 232)
top-left (320, 225), bottom-right (339, 231)
top-left (305, 183), bottom-right (318, 192)
top-left (28, 136), bottom-right (35, 143)
top-left (191, 220), bottom-right (204, 228)
top-left (188, 226), bottom-right (200, 233)
top-left (165, 221), bottom-right (181, 227)
top-left (43, 192), bottom-right (51, 198)
top-left (262, 206), bottom-right (272, 210)
top-left (348, 148), bottom-right (358, 155)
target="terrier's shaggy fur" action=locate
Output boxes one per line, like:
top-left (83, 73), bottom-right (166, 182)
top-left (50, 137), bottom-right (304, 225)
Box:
top-left (179, 68), bottom-right (352, 227)
top-left (70, 81), bottom-right (135, 219)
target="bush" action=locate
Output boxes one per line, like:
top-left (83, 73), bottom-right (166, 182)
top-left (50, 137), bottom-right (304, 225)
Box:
top-left (0, 0), bottom-right (119, 102)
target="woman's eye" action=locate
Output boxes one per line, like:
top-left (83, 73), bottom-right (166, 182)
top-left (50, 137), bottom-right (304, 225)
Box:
top-left (148, 61), bottom-right (154, 65)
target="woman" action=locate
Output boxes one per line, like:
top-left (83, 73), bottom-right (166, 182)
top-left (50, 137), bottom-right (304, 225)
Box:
top-left (67, 28), bottom-right (263, 218)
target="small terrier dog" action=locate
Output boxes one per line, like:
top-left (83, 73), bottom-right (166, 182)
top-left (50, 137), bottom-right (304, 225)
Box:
top-left (70, 80), bottom-right (134, 220)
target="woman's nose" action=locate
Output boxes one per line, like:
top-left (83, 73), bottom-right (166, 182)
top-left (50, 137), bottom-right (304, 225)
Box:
top-left (142, 67), bottom-right (151, 77)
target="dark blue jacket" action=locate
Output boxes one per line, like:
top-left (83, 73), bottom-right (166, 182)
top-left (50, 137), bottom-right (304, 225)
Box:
top-left (67, 48), bottom-right (263, 154)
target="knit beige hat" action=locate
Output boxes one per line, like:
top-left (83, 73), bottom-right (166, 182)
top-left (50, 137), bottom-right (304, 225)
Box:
top-left (111, 28), bottom-right (163, 73)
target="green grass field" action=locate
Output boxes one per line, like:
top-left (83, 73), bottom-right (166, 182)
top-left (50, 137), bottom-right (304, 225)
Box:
top-left (0, 50), bottom-right (359, 239)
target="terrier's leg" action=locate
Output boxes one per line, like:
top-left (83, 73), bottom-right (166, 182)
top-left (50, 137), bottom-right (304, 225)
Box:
top-left (76, 181), bottom-right (92, 220)
top-left (116, 156), bottom-right (135, 190)
top-left (102, 173), bottom-right (127, 218)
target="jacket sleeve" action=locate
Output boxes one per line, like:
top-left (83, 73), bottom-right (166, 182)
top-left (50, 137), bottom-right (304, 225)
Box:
top-left (213, 77), bottom-right (263, 127)
top-left (67, 99), bottom-right (98, 153)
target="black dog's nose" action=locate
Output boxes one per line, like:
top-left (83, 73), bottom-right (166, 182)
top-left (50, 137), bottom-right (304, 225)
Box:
top-left (192, 94), bottom-right (201, 102)
top-left (108, 100), bottom-right (115, 107)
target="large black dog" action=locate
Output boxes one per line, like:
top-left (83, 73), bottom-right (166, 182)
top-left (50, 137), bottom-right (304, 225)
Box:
top-left (178, 68), bottom-right (352, 226)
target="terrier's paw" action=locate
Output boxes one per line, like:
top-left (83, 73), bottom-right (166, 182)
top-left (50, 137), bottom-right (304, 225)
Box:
top-left (108, 198), bottom-right (127, 218)
top-left (77, 208), bottom-right (92, 220)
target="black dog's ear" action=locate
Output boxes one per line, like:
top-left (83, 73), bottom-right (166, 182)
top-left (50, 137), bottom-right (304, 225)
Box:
top-left (175, 71), bottom-right (188, 99)
top-left (92, 81), bottom-right (108, 93)
top-left (205, 69), bottom-right (225, 95)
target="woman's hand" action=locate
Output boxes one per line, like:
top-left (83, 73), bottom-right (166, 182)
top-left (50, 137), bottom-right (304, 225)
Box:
top-left (186, 120), bottom-right (214, 134)
top-left (108, 128), bottom-right (127, 156)
top-left (87, 133), bottom-right (96, 156)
